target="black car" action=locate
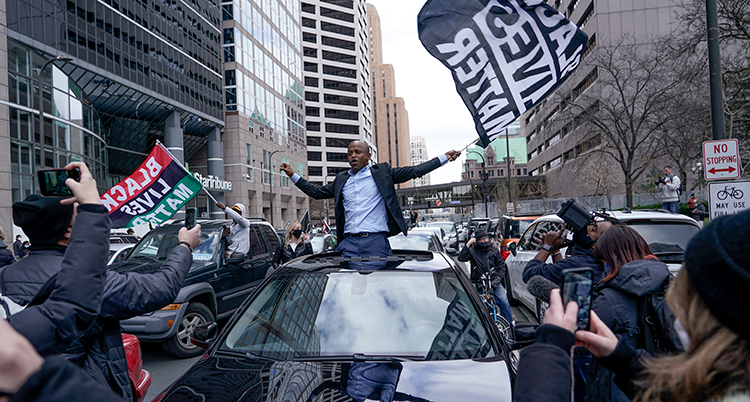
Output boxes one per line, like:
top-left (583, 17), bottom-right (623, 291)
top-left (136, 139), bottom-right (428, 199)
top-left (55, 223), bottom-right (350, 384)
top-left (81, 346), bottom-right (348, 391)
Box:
top-left (153, 250), bottom-right (518, 401)
top-left (109, 219), bottom-right (280, 358)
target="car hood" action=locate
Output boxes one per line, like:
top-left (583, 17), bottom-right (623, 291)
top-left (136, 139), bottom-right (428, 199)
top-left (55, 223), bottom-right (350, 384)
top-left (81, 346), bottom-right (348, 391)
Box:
top-left (159, 355), bottom-right (512, 402)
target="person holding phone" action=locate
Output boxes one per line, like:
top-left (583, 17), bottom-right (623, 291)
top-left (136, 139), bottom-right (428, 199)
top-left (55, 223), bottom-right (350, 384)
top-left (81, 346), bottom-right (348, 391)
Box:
top-left (216, 201), bottom-right (250, 260)
top-left (273, 221), bottom-right (313, 267)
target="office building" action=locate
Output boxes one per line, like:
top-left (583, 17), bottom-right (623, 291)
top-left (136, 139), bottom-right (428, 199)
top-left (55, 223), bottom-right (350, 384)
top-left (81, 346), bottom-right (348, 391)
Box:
top-left (301, 0), bottom-right (374, 187)
top-left (367, 4), bottom-right (411, 188)
top-left (522, 0), bottom-right (687, 197)
top-left (2, 0), bottom-right (225, 233)
top-left (410, 135), bottom-right (430, 187)
top-left (218, 0), bottom-right (309, 227)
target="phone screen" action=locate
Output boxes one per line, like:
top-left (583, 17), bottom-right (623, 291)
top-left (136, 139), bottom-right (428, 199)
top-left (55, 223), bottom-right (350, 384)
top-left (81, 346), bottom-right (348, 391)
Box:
top-left (37, 168), bottom-right (81, 197)
top-left (562, 268), bottom-right (593, 331)
top-left (185, 207), bottom-right (197, 230)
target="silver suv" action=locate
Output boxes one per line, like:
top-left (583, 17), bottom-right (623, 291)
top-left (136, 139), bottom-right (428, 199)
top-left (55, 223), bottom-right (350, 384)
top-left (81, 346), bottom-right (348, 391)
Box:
top-left (505, 210), bottom-right (700, 318)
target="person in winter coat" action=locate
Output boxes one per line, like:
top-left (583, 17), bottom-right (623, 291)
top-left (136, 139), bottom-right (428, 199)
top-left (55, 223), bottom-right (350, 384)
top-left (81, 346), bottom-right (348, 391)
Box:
top-left (515, 209), bottom-right (750, 402)
top-left (657, 165), bottom-right (681, 214)
top-left (273, 221), bottom-right (313, 267)
top-left (12, 235), bottom-right (22, 260)
top-left (5, 161), bottom-right (110, 358)
top-left (0, 230), bottom-right (15, 267)
top-left (0, 319), bottom-right (123, 402)
top-left (458, 228), bottom-right (513, 324)
top-left (216, 201), bottom-right (250, 259)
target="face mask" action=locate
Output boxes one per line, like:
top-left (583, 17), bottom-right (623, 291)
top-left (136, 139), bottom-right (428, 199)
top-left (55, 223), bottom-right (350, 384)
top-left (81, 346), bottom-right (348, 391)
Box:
top-left (476, 241), bottom-right (490, 249)
top-left (292, 229), bottom-right (303, 238)
top-left (674, 318), bottom-right (691, 351)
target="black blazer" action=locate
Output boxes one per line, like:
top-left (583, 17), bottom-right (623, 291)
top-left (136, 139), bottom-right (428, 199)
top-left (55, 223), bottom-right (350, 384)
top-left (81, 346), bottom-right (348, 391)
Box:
top-left (294, 157), bottom-right (443, 241)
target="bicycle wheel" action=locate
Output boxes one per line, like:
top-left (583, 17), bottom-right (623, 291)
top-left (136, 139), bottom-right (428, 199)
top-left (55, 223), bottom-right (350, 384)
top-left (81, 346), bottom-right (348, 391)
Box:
top-left (494, 314), bottom-right (515, 342)
top-left (717, 190), bottom-right (728, 200)
top-left (735, 189), bottom-right (744, 198)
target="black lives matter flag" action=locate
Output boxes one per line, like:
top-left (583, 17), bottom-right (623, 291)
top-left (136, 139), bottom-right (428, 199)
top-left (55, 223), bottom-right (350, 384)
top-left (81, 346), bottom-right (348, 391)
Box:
top-left (418, 0), bottom-right (588, 147)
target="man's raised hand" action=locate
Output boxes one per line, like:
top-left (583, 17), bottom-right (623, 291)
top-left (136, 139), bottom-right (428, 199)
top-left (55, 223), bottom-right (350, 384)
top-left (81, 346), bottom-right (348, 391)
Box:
top-left (445, 150), bottom-right (461, 161)
top-left (279, 163), bottom-right (294, 177)
top-left (60, 162), bottom-right (101, 206)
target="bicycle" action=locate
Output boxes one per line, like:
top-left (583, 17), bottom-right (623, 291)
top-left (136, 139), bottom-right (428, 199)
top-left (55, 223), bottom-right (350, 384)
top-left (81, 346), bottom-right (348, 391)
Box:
top-left (478, 273), bottom-right (515, 342)
top-left (717, 186), bottom-right (744, 200)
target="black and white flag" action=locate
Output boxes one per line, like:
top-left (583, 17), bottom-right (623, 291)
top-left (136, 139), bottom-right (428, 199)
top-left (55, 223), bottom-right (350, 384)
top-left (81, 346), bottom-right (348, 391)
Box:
top-left (418, 0), bottom-right (588, 147)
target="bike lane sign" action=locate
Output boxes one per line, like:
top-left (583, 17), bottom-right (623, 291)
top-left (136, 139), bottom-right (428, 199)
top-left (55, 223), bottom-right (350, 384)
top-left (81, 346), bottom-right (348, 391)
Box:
top-left (708, 181), bottom-right (750, 220)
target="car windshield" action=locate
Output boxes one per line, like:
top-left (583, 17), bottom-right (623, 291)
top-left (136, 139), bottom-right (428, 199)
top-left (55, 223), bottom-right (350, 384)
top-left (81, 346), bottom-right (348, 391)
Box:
top-left (128, 229), bottom-right (220, 265)
top-left (426, 222), bottom-right (455, 234)
top-left (221, 270), bottom-right (496, 361)
top-left (389, 233), bottom-right (439, 251)
top-left (627, 222), bottom-right (700, 260)
top-left (510, 220), bottom-right (534, 238)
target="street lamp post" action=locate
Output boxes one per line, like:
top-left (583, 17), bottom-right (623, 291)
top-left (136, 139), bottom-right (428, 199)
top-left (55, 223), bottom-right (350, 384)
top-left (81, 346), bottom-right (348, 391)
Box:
top-left (467, 151), bottom-right (489, 218)
top-left (37, 55), bottom-right (72, 169)
top-left (267, 150), bottom-right (283, 228)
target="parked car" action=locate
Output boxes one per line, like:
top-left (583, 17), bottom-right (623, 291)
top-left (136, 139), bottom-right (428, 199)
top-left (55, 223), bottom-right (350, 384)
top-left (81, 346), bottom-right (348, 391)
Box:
top-left (411, 226), bottom-right (448, 248)
top-left (108, 244), bottom-right (134, 265)
top-left (466, 218), bottom-right (491, 239)
top-left (153, 250), bottom-right (518, 402)
top-left (425, 221), bottom-right (459, 248)
top-left (493, 215), bottom-right (541, 260)
top-left (309, 233), bottom-right (337, 254)
top-left (110, 234), bottom-right (139, 244)
top-left (109, 218), bottom-right (280, 358)
top-left (505, 210), bottom-right (701, 319)
top-left (123, 333), bottom-right (151, 402)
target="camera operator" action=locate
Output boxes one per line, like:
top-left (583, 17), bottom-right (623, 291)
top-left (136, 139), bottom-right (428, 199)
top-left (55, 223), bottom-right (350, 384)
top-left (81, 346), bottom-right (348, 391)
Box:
top-left (458, 228), bottom-right (513, 325)
top-left (656, 165), bottom-right (681, 214)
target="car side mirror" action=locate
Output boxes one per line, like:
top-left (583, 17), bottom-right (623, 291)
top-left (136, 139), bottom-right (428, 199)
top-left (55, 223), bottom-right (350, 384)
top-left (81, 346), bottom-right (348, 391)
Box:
top-left (508, 242), bottom-right (517, 257)
top-left (507, 323), bottom-right (537, 350)
top-left (191, 322), bottom-right (218, 350)
top-left (227, 253), bottom-right (245, 264)
top-left (446, 247), bottom-right (459, 256)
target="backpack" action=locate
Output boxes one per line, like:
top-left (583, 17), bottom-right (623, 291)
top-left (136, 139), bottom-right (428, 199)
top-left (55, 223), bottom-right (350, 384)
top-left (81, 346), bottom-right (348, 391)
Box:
top-left (633, 276), bottom-right (683, 355)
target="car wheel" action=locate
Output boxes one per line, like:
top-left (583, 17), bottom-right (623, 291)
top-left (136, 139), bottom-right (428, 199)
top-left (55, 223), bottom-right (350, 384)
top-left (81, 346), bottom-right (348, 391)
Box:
top-left (505, 272), bottom-right (521, 307)
top-left (162, 302), bottom-right (214, 358)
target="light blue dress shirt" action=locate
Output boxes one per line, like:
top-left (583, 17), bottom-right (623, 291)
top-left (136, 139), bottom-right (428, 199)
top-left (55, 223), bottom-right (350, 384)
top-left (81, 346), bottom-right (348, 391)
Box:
top-left (290, 154), bottom-right (449, 235)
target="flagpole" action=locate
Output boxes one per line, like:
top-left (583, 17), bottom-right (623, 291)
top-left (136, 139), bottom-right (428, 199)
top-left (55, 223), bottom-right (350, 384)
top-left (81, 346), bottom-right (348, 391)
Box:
top-left (156, 140), bottom-right (220, 205)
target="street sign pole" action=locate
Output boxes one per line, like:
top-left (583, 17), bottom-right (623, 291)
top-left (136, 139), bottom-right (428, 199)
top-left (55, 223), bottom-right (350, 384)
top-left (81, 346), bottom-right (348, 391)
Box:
top-left (706, 0), bottom-right (726, 140)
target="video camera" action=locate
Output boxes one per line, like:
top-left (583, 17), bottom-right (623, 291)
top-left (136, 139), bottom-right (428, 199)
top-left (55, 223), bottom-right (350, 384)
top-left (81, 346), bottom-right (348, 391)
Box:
top-left (556, 199), bottom-right (594, 232)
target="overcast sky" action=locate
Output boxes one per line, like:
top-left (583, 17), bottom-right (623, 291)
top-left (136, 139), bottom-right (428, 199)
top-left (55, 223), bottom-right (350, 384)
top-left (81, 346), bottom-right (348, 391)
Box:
top-left (366, 0), bottom-right (478, 184)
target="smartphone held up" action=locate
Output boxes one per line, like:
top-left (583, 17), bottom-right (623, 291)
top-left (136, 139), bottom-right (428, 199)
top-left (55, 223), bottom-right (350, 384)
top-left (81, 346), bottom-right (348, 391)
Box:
top-left (562, 267), bottom-right (593, 331)
top-left (37, 168), bottom-right (81, 197)
top-left (185, 207), bottom-right (197, 230)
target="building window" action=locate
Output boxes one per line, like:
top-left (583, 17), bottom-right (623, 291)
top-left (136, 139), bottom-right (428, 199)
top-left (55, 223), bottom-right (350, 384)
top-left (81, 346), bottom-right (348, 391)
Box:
top-left (305, 77), bottom-right (319, 87)
top-left (222, 4), bottom-right (233, 20)
top-left (321, 36), bottom-right (356, 51)
top-left (302, 17), bottom-right (316, 28)
top-left (223, 28), bottom-right (234, 44)
top-left (303, 47), bottom-right (318, 58)
top-left (323, 79), bottom-right (357, 93)
top-left (303, 32), bottom-right (317, 43)
top-left (321, 0), bottom-right (354, 8)
top-left (323, 64), bottom-right (357, 78)
top-left (262, 150), bottom-right (271, 185)
top-left (307, 136), bottom-right (321, 146)
top-left (304, 62), bottom-right (318, 72)
top-left (301, 2), bottom-right (316, 14)
top-left (322, 50), bottom-right (356, 65)
top-left (325, 109), bottom-right (358, 120)
top-left (305, 91), bottom-right (320, 102)
top-left (321, 21), bottom-right (355, 37)
top-left (308, 151), bottom-right (322, 161)
top-left (324, 94), bottom-right (358, 106)
top-left (320, 6), bottom-right (354, 22)
top-left (307, 121), bottom-right (321, 131)
top-left (326, 152), bottom-right (348, 162)
top-left (326, 123), bottom-right (359, 134)
top-left (306, 107), bottom-right (320, 117)
top-left (309, 166), bottom-right (323, 176)
top-left (326, 137), bottom-right (352, 148)
top-left (225, 70), bottom-right (236, 86)
top-left (223, 46), bottom-right (235, 62)
top-left (246, 144), bottom-right (253, 182)
top-left (280, 157), bottom-right (291, 188)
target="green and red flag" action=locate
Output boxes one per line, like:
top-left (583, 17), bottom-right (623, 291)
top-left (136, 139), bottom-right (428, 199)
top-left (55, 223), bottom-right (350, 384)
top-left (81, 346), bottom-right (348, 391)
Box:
top-left (100, 142), bottom-right (202, 228)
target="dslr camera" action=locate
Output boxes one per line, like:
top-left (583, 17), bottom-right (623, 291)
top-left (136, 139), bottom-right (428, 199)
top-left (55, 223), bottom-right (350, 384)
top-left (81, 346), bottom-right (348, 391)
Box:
top-left (655, 177), bottom-right (666, 185)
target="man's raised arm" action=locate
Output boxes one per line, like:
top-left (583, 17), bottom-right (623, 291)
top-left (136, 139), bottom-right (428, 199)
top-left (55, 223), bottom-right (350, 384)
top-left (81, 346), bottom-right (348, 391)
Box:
top-left (279, 163), bottom-right (335, 200)
top-left (391, 150), bottom-right (461, 184)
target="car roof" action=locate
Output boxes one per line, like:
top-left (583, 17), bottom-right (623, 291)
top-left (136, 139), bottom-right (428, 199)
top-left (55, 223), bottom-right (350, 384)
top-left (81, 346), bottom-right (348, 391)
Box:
top-left (149, 218), bottom-right (272, 231)
top-left (501, 215), bottom-right (541, 221)
top-left (528, 210), bottom-right (699, 226)
top-left (283, 250), bottom-right (456, 272)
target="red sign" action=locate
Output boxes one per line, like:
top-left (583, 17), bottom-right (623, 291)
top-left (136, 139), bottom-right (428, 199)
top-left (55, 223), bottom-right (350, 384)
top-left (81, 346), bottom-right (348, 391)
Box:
top-left (703, 139), bottom-right (741, 181)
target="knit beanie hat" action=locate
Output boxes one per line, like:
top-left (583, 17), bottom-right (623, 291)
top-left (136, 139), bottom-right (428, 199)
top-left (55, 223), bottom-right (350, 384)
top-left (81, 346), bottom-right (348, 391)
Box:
top-left (13, 194), bottom-right (75, 246)
top-left (474, 228), bottom-right (488, 240)
top-left (684, 209), bottom-right (750, 340)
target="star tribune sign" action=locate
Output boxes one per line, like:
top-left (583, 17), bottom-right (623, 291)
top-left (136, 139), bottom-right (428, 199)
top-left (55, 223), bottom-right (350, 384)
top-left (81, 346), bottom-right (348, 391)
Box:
top-left (703, 139), bottom-right (741, 181)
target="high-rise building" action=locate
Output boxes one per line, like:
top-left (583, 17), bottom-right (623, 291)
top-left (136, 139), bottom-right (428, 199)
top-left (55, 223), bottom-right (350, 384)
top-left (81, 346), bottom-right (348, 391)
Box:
top-left (2, 0), bottom-right (225, 233)
top-left (301, 0), bottom-right (374, 187)
top-left (522, 0), bottom-right (687, 197)
top-left (218, 0), bottom-right (309, 228)
top-left (367, 4), bottom-right (411, 188)
top-left (410, 136), bottom-right (430, 187)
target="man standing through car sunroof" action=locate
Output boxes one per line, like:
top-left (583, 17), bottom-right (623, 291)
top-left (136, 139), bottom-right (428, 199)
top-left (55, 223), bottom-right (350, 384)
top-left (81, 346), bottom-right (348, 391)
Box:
top-left (280, 140), bottom-right (460, 261)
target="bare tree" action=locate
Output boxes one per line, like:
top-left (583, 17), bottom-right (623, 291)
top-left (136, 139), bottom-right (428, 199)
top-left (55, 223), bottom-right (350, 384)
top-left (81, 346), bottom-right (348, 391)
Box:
top-left (558, 36), bottom-right (703, 207)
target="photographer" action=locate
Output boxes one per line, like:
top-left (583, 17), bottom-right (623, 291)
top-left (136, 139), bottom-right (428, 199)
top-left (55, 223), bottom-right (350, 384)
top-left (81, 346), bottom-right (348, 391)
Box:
top-left (656, 166), bottom-right (681, 214)
top-left (458, 228), bottom-right (513, 325)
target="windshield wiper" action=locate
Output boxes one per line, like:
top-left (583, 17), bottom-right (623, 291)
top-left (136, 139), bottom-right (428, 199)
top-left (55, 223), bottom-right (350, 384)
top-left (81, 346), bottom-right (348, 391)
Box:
top-left (293, 354), bottom-right (425, 362)
top-left (130, 255), bottom-right (160, 263)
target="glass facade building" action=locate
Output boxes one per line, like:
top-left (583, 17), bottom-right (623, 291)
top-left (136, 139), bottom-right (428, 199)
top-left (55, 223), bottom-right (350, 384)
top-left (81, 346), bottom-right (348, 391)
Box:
top-left (217, 0), bottom-right (309, 227)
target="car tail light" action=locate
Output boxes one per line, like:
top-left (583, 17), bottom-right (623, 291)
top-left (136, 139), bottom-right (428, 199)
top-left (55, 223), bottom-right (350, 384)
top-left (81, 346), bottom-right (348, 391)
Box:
top-left (501, 250), bottom-right (511, 260)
